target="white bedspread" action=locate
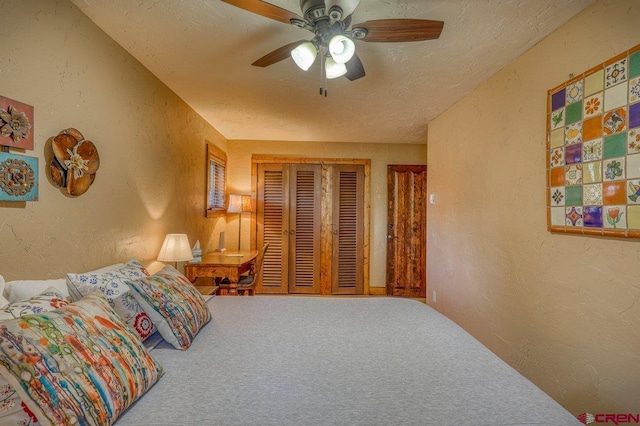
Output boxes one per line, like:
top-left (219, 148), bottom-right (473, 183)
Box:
top-left (117, 297), bottom-right (579, 426)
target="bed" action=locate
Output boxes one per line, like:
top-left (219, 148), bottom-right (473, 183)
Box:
top-left (119, 296), bottom-right (580, 426)
top-left (0, 264), bottom-right (580, 426)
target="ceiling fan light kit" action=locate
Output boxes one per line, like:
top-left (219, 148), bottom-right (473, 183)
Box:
top-left (328, 34), bottom-right (355, 63)
top-left (291, 41), bottom-right (318, 70)
top-left (221, 0), bottom-right (444, 94)
top-left (325, 56), bottom-right (347, 79)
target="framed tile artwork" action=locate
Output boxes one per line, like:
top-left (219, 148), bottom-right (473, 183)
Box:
top-left (0, 151), bottom-right (38, 202)
top-left (547, 43), bottom-right (640, 238)
top-left (0, 95), bottom-right (33, 151)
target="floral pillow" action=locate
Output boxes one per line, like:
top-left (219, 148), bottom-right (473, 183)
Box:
top-left (0, 376), bottom-right (40, 425)
top-left (128, 266), bottom-right (211, 350)
top-left (66, 259), bottom-right (157, 341)
top-left (0, 287), bottom-right (67, 321)
top-left (0, 288), bottom-right (67, 425)
top-left (0, 291), bottom-right (164, 426)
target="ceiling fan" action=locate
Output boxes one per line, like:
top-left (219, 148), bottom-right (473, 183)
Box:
top-left (221, 0), bottom-right (444, 95)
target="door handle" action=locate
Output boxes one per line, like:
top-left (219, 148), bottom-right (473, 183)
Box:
top-left (387, 235), bottom-right (394, 240)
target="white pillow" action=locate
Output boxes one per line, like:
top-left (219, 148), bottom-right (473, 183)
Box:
top-left (1, 263), bottom-right (124, 305)
top-left (4, 278), bottom-right (68, 303)
top-left (0, 275), bottom-right (8, 308)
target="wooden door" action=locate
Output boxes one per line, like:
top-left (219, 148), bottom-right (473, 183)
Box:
top-left (331, 164), bottom-right (364, 295)
top-left (256, 163), bottom-right (322, 294)
top-left (288, 164), bottom-right (322, 294)
top-left (386, 165), bottom-right (427, 297)
top-left (256, 163), bottom-right (289, 293)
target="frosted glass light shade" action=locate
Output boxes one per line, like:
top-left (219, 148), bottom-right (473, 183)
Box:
top-left (157, 234), bottom-right (193, 262)
top-left (329, 35), bottom-right (355, 64)
top-left (291, 41), bottom-right (317, 71)
top-left (325, 57), bottom-right (347, 79)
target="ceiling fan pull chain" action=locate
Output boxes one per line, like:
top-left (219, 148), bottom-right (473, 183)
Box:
top-left (320, 52), bottom-right (326, 96)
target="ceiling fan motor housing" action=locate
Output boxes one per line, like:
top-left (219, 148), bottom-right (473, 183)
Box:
top-left (300, 0), bottom-right (327, 23)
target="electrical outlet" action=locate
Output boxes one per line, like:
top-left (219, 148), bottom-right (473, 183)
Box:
top-left (432, 291), bottom-right (437, 303)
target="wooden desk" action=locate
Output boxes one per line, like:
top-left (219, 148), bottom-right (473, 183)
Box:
top-left (185, 250), bottom-right (259, 296)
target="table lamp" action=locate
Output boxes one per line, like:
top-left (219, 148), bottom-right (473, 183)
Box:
top-left (157, 234), bottom-right (193, 268)
top-left (227, 194), bottom-right (252, 250)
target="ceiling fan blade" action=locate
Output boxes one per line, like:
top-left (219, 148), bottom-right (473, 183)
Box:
top-left (352, 19), bottom-right (444, 43)
top-left (252, 40), bottom-right (306, 67)
top-left (344, 53), bottom-right (365, 81)
top-left (220, 0), bottom-right (302, 25)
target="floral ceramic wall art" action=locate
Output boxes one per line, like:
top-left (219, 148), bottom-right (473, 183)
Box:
top-left (49, 128), bottom-right (100, 197)
top-left (547, 43), bottom-right (640, 238)
top-left (0, 96), bottom-right (33, 150)
top-left (0, 95), bottom-right (38, 202)
top-left (0, 152), bottom-right (38, 201)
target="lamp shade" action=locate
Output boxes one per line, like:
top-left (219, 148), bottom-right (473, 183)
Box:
top-left (329, 35), bottom-right (355, 64)
top-left (325, 57), bottom-right (347, 79)
top-left (157, 234), bottom-right (193, 262)
top-left (227, 194), bottom-right (252, 213)
top-left (291, 41), bottom-right (317, 71)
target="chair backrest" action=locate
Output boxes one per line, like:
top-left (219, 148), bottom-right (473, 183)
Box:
top-left (253, 243), bottom-right (269, 285)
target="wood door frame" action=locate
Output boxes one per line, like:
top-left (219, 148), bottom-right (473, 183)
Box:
top-left (386, 164), bottom-right (427, 297)
top-left (251, 155), bottom-right (371, 295)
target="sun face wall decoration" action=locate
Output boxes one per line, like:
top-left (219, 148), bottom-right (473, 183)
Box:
top-left (547, 43), bottom-right (640, 238)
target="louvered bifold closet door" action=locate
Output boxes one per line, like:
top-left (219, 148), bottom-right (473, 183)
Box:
top-left (256, 164), bottom-right (289, 293)
top-left (288, 164), bottom-right (322, 294)
top-left (331, 165), bottom-right (364, 295)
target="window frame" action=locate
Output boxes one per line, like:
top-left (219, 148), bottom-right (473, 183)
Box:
top-left (206, 143), bottom-right (227, 217)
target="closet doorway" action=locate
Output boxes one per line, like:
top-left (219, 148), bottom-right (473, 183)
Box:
top-left (252, 157), bottom-right (369, 295)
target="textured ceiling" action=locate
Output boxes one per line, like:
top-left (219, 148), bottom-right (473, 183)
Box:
top-left (70, 0), bottom-right (595, 144)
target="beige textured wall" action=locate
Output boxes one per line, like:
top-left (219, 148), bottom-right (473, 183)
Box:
top-left (0, 0), bottom-right (227, 279)
top-left (226, 140), bottom-right (427, 288)
top-left (428, 0), bottom-right (640, 415)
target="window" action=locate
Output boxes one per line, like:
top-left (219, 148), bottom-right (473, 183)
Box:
top-left (206, 143), bottom-right (226, 217)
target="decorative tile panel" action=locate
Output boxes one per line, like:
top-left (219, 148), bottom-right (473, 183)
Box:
top-left (584, 69), bottom-right (604, 96)
top-left (551, 187), bottom-right (565, 206)
top-left (583, 183), bottom-right (603, 205)
top-left (604, 83), bottom-right (628, 112)
top-left (550, 147), bottom-right (565, 167)
top-left (605, 58), bottom-right (627, 88)
top-left (584, 93), bottom-right (603, 118)
top-left (630, 76), bottom-right (640, 103)
top-left (565, 164), bottom-right (583, 186)
top-left (583, 161), bottom-right (602, 183)
top-left (547, 44), bottom-right (640, 238)
top-left (603, 205), bottom-right (627, 229)
top-left (583, 138), bottom-right (603, 162)
top-left (565, 122), bottom-right (582, 145)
